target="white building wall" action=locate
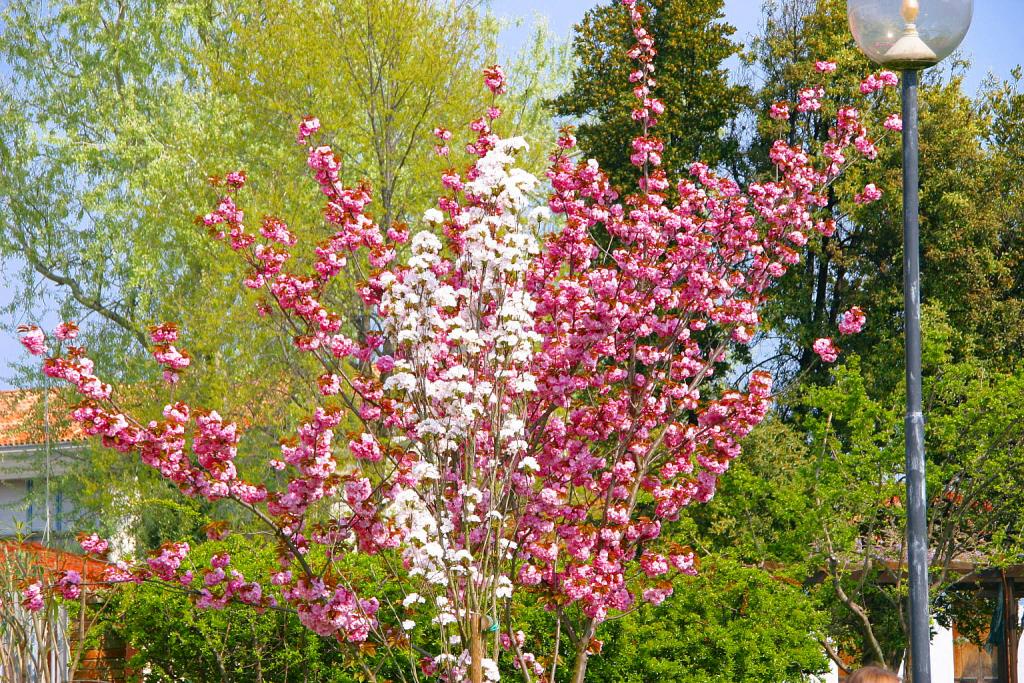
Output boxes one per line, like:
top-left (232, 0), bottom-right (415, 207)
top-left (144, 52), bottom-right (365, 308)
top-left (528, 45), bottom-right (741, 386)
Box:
top-left (1019, 629), bottom-right (1024, 680)
top-left (1, 446), bottom-right (78, 538)
top-left (931, 620), bottom-right (955, 683)
top-left (0, 478), bottom-right (31, 534)
top-left (820, 618), bottom-right (960, 682)
top-left (815, 657), bottom-right (839, 683)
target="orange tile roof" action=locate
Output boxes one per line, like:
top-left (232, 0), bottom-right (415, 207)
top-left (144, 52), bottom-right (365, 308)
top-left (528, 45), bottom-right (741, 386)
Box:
top-left (0, 389), bottom-right (85, 448)
top-left (0, 540), bottom-right (111, 582)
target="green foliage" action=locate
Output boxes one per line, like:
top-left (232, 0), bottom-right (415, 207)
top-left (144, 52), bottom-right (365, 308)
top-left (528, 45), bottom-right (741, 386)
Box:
top-left (110, 537), bottom-right (353, 682)
top-left (107, 536), bottom-right (461, 681)
top-left (208, 0), bottom-right (495, 226)
top-left (975, 66), bottom-right (1024, 361)
top-left (8, 0), bottom-right (1024, 678)
top-left (749, 0), bottom-right (1024, 387)
top-left (697, 306), bottom-right (1024, 669)
top-left (552, 0), bottom-right (747, 189)
top-left (734, 0), bottom-right (1024, 668)
top-left (0, 0), bottom-right (566, 551)
top-left (584, 557), bottom-right (827, 683)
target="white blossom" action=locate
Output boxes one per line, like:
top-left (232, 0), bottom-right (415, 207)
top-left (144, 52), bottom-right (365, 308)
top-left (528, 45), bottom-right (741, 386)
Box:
top-left (482, 657), bottom-right (501, 682)
top-left (402, 593), bottom-right (424, 608)
top-left (517, 456), bottom-right (540, 472)
top-left (422, 208), bottom-right (445, 225)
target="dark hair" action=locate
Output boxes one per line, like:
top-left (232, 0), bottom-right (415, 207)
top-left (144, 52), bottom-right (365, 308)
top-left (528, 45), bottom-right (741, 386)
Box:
top-left (848, 666), bottom-right (900, 683)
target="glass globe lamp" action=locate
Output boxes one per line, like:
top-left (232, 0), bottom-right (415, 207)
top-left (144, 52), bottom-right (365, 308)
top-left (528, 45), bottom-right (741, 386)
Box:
top-left (847, 0), bottom-right (973, 69)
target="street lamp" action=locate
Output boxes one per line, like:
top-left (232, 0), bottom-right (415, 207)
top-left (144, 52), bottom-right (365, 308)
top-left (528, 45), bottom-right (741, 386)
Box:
top-left (847, 1), bottom-right (973, 682)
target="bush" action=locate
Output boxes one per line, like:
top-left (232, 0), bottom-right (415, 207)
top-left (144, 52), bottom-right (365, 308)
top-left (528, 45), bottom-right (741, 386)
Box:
top-left (583, 556), bottom-right (828, 683)
top-left (108, 536), bottom-right (353, 683)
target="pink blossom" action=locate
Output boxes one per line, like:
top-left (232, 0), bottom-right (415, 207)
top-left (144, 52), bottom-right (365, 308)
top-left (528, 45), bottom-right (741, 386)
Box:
top-left (641, 585), bottom-right (673, 606)
top-left (854, 135), bottom-right (878, 160)
top-left (26, 3), bottom-right (889, 671)
top-left (21, 582), bottom-right (44, 612)
top-left (482, 65), bottom-right (507, 95)
top-left (854, 183), bottom-right (883, 205)
top-left (769, 101), bottom-right (790, 121)
top-left (79, 533), bottom-right (109, 556)
top-left (670, 552), bottom-right (698, 575)
top-left (154, 345), bottom-right (191, 370)
top-left (518, 564), bottom-right (543, 585)
top-left (639, 551), bottom-right (669, 577)
top-left (813, 338), bottom-right (841, 363)
top-left (318, 373), bottom-right (341, 396)
top-left (884, 113), bottom-right (903, 131)
top-left (56, 570), bottom-right (83, 600)
top-left (18, 325), bottom-right (47, 356)
top-left (797, 87), bottom-right (824, 113)
top-left (839, 306), bottom-right (866, 335)
top-left (386, 226), bottom-right (409, 244)
top-left (55, 322), bottom-right (79, 341)
top-left (815, 219), bottom-right (837, 237)
top-left (348, 433), bottom-right (382, 462)
top-left (861, 70), bottom-right (898, 95)
top-left (147, 541), bottom-right (190, 581)
top-left (102, 561), bottom-right (140, 584)
top-left (149, 322), bottom-right (179, 344)
top-left (557, 128), bottom-right (576, 149)
top-left (260, 216), bottom-right (296, 246)
top-left (344, 477), bottom-right (373, 505)
top-left (205, 567), bottom-right (226, 585)
top-left (225, 170), bottom-right (247, 190)
top-left (297, 116), bottom-right (320, 144)
top-left (786, 230), bottom-right (808, 246)
top-left (815, 60), bottom-right (838, 73)
top-left (860, 74), bottom-right (881, 94)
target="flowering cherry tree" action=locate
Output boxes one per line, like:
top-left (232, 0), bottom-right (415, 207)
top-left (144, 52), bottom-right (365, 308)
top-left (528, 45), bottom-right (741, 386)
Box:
top-left (19, 2), bottom-right (890, 680)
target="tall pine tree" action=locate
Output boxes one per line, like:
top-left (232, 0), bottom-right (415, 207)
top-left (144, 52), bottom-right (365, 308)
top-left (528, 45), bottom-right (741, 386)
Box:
top-left (552, 0), bottom-right (747, 189)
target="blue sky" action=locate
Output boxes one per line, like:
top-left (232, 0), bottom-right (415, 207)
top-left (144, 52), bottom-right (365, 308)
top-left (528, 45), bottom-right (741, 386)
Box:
top-left (2, 0), bottom-right (1022, 386)
top-left (490, 0), bottom-right (1024, 93)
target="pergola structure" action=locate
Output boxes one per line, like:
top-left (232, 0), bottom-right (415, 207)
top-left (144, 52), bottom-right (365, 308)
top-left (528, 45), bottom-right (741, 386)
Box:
top-left (947, 565), bottom-right (1024, 683)
top-left (814, 557), bottom-right (1024, 683)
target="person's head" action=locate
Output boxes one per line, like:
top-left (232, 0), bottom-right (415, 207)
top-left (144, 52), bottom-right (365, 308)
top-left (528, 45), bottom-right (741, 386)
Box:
top-left (848, 666), bottom-right (900, 683)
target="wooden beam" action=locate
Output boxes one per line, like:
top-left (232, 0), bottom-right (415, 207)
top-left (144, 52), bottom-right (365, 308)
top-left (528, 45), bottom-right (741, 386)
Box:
top-left (996, 570), bottom-right (1019, 683)
top-left (1008, 572), bottom-right (1019, 683)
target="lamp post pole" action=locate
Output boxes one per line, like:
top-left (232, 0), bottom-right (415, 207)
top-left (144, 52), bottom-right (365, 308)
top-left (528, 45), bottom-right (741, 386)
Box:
top-left (848, 1), bottom-right (972, 679)
top-left (901, 66), bottom-right (931, 683)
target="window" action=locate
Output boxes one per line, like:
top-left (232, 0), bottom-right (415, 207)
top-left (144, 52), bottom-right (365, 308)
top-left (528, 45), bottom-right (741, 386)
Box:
top-left (25, 478), bottom-right (33, 526)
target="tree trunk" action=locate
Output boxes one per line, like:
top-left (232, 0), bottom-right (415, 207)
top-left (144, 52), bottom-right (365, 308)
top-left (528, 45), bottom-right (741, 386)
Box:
top-left (570, 620), bottom-right (597, 683)
top-left (470, 614), bottom-right (484, 683)
top-left (570, 649), bottom-right (589, 683)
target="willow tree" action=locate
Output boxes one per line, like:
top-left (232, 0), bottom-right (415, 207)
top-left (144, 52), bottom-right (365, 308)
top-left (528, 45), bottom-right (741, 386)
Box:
top-left (0, 0), bottom-right (562, 546)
